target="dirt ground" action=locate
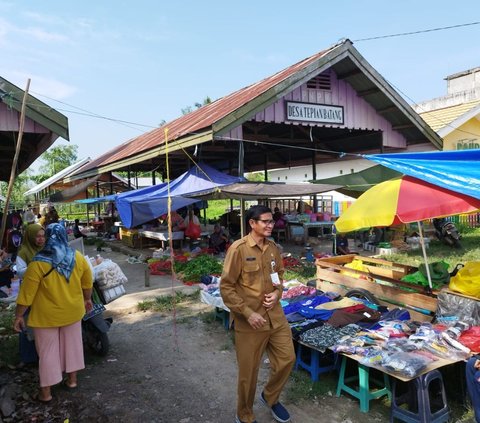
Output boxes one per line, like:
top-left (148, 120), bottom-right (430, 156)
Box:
top-left (4, 310), bottom-right (390, 423)
top-left (0, 243), bottom-right (461, 422)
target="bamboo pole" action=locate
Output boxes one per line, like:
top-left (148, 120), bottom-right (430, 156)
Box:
top-left (0, 79), bottom-right (31, 247)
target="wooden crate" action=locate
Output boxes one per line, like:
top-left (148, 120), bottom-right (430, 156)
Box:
top-left (316, 254), bottom-right (438, 321)
top-left (120, 229), bottom-right (141, 248)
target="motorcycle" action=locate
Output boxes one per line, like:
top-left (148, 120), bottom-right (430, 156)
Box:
top-left (82, 283), bottom-right (112, 356)
top-left (433, 218), bottom-right (462, 249)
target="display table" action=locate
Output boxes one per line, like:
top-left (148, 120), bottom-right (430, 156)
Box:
top-left (297, 339), bottom-right (462, 414)
top-left (138, 229), bottom-right (184, 249)
top-left (287, 220), bottom-right (334, 244)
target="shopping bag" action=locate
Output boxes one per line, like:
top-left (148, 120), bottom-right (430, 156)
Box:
top-left (185, 221), bottom-right (201, 239)
top-left (449, 262), bottom-right (480, 298)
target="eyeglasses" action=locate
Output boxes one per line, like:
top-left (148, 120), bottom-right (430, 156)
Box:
top-left (255, 219), bottom-right (275, 226)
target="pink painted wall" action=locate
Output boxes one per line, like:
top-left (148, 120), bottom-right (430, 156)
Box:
top-left (223, 69), bottom-right (406, 148)
top-left (0, 102), bottom-right (49, 133)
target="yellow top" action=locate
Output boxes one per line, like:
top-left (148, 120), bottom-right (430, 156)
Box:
top-left (17, 251), bottom-right (93, 327)
top-left (220, 234), bottom-right (285, 332)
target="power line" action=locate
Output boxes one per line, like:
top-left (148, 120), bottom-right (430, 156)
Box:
top-left (386, 79), bottom-right (480, 139)
top-left (354, 21), bottom-right (480, 42)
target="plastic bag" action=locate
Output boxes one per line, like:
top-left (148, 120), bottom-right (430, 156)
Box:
top-left (401, 261), bottom-right (449, 289)
top-left (184, 221), bottom-right (201, 239)
top-left (381, 351), bottom-right (433, 378)
top-left (449, 262), bottom-right (480, 298)
top-left (459, 326), bottom-right (480, 353)
top-left (341, 259), bottom-right (369, 279)
top-left (94, 259), bottom-right (128, 288)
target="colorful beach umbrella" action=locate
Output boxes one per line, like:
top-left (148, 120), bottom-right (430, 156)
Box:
top-left (335, 175), bottom-right (480, 233)
top-left (335, 175), bottom-right (480, 289)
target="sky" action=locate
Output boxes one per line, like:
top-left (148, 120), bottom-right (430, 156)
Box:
top-left (1, 0), bottom-right (479, 168)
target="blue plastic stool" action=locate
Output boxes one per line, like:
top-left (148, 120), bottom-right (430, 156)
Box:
top-left (336, 355), bottom-right (391, 412)
top-left (294, 342), bottom-right (337, 382)
top-left (214, 307), bottom-right (230, 329)
top-left (390, 369), bottom-right (449, 422)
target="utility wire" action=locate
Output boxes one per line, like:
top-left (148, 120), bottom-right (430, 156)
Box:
top-left (354, 21), bottom-right (480, 42)
top-left (386, 78), bottom-right (480, 139)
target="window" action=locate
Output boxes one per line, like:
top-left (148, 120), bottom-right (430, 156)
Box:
top-left (339, 170), bottom-right (343, 175)
top-left (304, 174), bottom-right (308, 178)
top-left (306, 72), bottom-right (331, 90)
top-left (277, 177), bottom-right (280, 181)
top-left (285, 176), bottom-right (288, 180)
top-left (351, 169), bottom-right (354, 173)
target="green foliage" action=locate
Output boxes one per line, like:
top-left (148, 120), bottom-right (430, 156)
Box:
top-left (177, 255), bottom-right (223, 283)
top-left (286, 370), bottom-right (337, 402)
top-left (137, 290), bottom-right (200, 312)
top-left (0, 171), bottom-right (32, 209)
top-left (181, 96), bottom-right (212, 115)
top-left (32, 144), bottom-right (78, 184)
top-left (284, 261), bottom-right (316, 282)
top-left (205, 199), bottom-right (240, 220)
top-left (246, 171), bottom-right (269, 182)
top-left (384, 228), bottom-right (480, 271)
top-left (0, 308), bottom-right (15, 336)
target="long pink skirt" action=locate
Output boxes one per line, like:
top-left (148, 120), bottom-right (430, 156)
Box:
top-left (34, 320), bottom-right (84, 387)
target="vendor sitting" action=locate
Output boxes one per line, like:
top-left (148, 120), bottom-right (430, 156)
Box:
top-left (335, 233), bottom-right (354, 255)
top-left (159, 211), bottom-right (185, 232)
top-left (73, 219), bottom-right (87, 239)
top-left (273, 207), bottom-right (286, 229)
top-left (209, 224), bottom-right (229, 254)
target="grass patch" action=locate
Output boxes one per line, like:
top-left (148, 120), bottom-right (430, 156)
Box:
top-left (137, 290), bottom-right (200, 312)
top-left (200, 310), bottom-right (217, 325)
top-left (0, 334), bottom-right (19, 366)
top-left (383, 228), bottom-right (480, 269)
top-left (286, 370), bottom-right (337, 402)
top-left (0, 308), bottom-right (15, 335)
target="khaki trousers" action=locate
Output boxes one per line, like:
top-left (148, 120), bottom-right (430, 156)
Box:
top-left (234, 322), bottom-right (295, 423)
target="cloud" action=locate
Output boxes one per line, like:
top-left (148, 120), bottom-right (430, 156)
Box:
top-left (22, 26), bottom-right (69, 43)
top-left (0, 16), bottom-right (69, 44)
top-left (4, 70), bottom-right (77, 100)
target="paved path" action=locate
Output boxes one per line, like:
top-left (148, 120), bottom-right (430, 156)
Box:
top-left (85, 243), bottom-right (197, 316)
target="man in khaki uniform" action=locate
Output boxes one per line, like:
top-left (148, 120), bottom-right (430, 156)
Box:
top-left (221, 205), bottom-right (295, 423)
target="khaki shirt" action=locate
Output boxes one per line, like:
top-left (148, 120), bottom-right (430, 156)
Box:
top-left (220, 234), bottom-right (286, 332)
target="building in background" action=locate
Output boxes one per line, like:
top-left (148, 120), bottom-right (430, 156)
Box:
top-left (414, 67), bottom-right (480, 151)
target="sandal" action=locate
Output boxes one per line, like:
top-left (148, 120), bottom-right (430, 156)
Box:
top-left (37, 395), bottom-right (53, 404)
top-left (62, 379), bottom-right (78, 390)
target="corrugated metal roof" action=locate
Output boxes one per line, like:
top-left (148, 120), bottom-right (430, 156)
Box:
top-left (0, 76), bottom-right (69, 140)
top-left (71, 43), bottom-right (342, 178)
top-left (71, 39), bottom-right (442, 180)
top-left (419, 99), bottom-right (480, 131)
top-left (24, 158), bottom-right (91, 195)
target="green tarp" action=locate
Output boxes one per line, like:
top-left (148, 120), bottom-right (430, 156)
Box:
top-left (311, 165), bottom-right (402, 198)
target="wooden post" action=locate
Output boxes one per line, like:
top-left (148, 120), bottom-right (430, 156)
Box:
top-left (0, 79), bottom-right (30, 246)
top-left (144, 265), bottom-right (150, 287)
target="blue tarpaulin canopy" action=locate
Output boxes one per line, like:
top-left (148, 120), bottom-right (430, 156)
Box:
top-left (116, 163), bottom-right (245, 228)
top-left (365, 149), bottom-right (480, 200)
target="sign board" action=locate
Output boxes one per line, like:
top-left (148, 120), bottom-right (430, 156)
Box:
top-left (286, 101), bottom-right (344, 125)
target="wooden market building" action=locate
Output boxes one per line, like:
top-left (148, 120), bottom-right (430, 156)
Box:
top-left (67, 39), bottom-right (442, 195)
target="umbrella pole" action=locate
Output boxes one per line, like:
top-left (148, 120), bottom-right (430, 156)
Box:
top-left (417, 221), bottom-right (433, 290)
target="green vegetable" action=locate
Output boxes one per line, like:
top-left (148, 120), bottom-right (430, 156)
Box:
top-left (177, 255), bottom-right (223, 283)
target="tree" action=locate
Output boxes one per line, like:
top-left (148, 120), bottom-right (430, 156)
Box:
top-left (32, 144), bottom-right (78, 183)
top-left (246, 171), bottom-right (269, 182)
top-left (0, 171), bottom-right (32, 209)
top-left (181, 96), bottom-right (212, 115)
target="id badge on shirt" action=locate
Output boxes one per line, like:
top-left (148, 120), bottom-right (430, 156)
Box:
top-left (270, 272), bottom-right (280, 285)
